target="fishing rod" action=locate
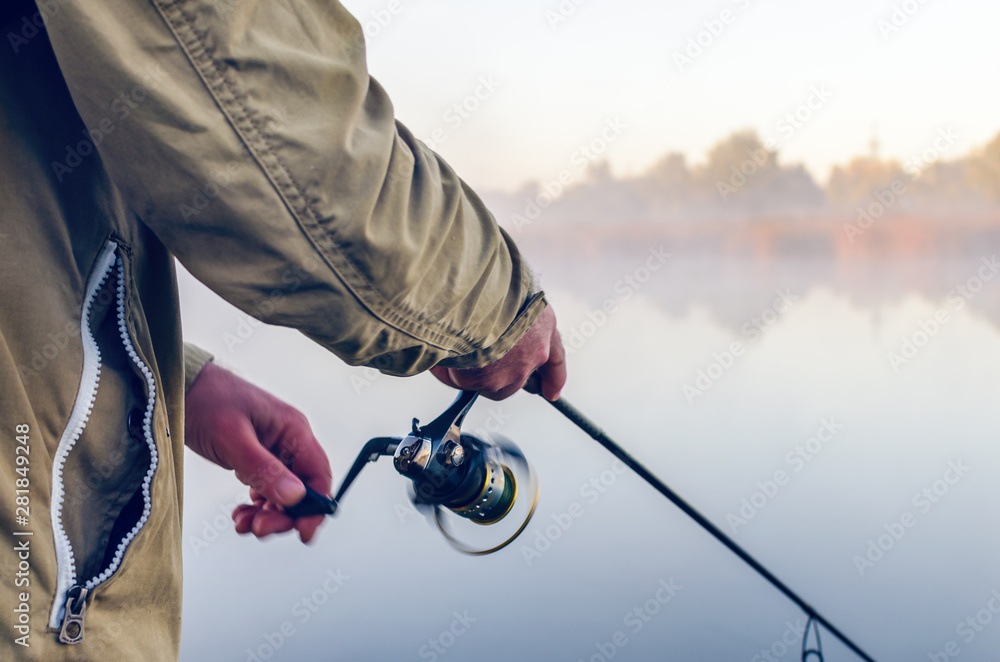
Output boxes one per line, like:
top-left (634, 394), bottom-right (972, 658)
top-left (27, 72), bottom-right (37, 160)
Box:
top-left (286, 378), bottom-right (877, 661)
top-left (521, 377), bottom-right (876, 662)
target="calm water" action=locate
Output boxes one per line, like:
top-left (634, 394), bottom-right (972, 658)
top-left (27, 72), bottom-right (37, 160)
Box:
top-left (177, 252), bottom-right (1000, 662)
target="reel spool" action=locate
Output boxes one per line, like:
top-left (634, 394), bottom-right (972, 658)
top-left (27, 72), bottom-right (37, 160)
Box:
top-left (417, 433), bottom-right (539, 556)
top-left (284, 390), bottom-right (538, 555)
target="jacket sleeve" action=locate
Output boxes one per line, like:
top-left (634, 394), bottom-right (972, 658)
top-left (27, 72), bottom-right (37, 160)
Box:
top-left (39, 0), bottom-right (544, 375)
top-left (183, 343), bottom-right (214, 394)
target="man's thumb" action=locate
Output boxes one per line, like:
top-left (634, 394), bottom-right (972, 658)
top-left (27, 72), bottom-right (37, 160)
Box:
top-left (235, 438), bottom-right (306, 507)
top-left (272, 473), bottom-right (306, 506)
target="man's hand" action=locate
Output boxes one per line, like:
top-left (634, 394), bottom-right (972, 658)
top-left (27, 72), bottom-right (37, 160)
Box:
top-left (184, 362), bottom-right (333, 543)
top-left (431, 304), bottom-right (566, 401)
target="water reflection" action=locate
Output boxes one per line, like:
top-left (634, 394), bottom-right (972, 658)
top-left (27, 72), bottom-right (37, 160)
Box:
top-left (178, 241), bottom-right (1000, 662)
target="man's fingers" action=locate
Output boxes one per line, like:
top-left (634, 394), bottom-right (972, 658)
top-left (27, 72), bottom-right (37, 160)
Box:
top-left (230, 417), bottom-right (306, 507)
top-left (233, 501), bottom-right (324, 541)
top-left (273, 416), bottom-right (333, 540)
top-left (233, 504), bottom-right (256, 534)
top-left (538, 327), bottom-right (567, 401)
top-left (234, 503), bottom-right (326, 541)
top-left (427, 304), bottom-right (567, 402)
top-left (232, 503), bottom-right (296, 538)
top-left (293, 515), bottom-right (325, 544)
top-left (476, 379), bottom-right (525, 402)
top-left (438, 366), bottom-right (496, 393)
top-left (430, 366), bottom-right (460, 390)
top-left (250, 509), bottom-right (296, 537)
top-left (280, 426), bottom-right (334, 501)
top-left (239, 410), bottom-right (331, 541)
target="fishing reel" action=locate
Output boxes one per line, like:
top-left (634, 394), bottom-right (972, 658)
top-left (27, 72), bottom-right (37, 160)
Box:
top-left (285, 390), bottom-right (539, 555)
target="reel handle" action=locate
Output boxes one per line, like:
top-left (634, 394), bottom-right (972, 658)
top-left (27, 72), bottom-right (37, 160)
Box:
top-left (284, 436), bottom-right (399, 519)
top-left (283, 485), bottom-right (337, 518)
top-left (522, 372), bottom-right (542, 395)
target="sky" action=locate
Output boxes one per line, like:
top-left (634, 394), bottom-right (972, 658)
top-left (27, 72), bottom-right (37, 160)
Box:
top-left (343, 0), bottom-right (1000, 190)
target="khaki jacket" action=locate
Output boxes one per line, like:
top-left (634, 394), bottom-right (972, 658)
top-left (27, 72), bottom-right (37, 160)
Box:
top-left (0, 0), bottom-right (543, 659)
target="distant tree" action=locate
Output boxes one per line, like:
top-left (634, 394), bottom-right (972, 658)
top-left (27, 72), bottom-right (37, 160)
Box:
top-left (966, 132), bottom-right (1000, 202)
top-left (633, 152), bottom-right (693, 214)
top-left (764, 164), bottom-right (826, 211)
top-left (826, 157), bottom-right (905, 210)
top-left (693, 130), bottom-right (824, 216)
top-left (584, 159), bottom-right (614, 185)
top-left (907, 160), bottom-right (990, 216)
top-left (700, 130), bottom-right (778, 196)
top-left (645, 153), bottom-right (691, 190)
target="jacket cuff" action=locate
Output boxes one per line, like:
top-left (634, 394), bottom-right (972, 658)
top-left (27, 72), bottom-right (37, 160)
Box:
top-left (183, 343), bottom-right (215, 394)
top-left (435, 292), bottom-right (547, 370)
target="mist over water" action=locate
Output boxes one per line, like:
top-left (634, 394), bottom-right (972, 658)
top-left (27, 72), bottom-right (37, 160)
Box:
top-left (177, 229), bottom-right (1000, 661)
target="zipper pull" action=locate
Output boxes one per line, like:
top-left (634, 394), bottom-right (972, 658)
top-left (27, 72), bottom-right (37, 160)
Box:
top-left (58, 585), bottom-right (88, 645)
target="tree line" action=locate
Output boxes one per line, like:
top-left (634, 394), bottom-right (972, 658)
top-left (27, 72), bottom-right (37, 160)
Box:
top-left (486, 129), bottom-right (1000, 226)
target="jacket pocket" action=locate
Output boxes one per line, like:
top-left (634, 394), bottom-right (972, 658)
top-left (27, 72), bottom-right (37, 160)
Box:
top-left (47, 239), bottom-right (160, 644)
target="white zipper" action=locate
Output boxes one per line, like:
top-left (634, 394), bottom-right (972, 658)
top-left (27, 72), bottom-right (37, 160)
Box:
top-left (48, 241), bottom-right (117, 629)
top-left (48, 241), bottom-right (160, 634)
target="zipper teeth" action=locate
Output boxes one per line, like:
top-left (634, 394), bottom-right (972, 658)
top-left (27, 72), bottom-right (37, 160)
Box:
top-left (82, 256), bottom-right (159, 590)
top-left (48, 241), bottom-right (118, 629)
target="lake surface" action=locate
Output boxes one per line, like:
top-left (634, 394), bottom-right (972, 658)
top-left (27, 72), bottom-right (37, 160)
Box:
top-left (177, 250), bottom-right (1000, 662)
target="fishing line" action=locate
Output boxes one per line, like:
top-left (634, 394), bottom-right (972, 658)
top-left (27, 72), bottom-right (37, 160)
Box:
top-left (525, 382), bottom-right (876, 662)
top-left (803, 616), bottom-right (825, 661)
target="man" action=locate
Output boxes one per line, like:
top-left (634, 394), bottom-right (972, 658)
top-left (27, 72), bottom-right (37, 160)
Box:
top-left (0, 0), bottom-right (565, 659)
